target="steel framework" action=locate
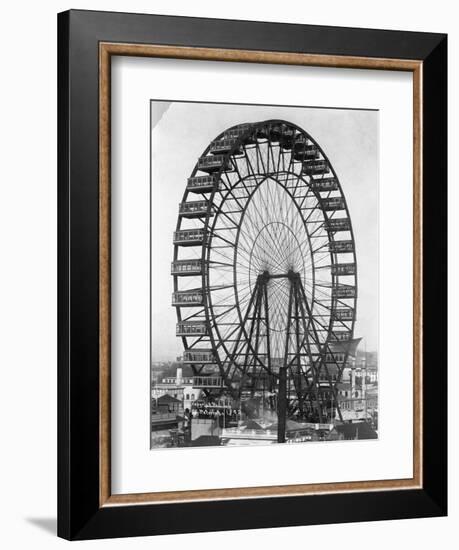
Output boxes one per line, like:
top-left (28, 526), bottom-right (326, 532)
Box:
top-left (172, 120), bottom-right (359, 428)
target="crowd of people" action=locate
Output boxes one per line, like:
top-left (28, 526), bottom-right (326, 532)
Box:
top-left (187, 401), bottom-right (242, 427)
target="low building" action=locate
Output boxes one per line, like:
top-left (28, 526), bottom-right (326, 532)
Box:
top-left (151, 367), bottom-right (202, 410)
top-left (335, 422), bottom-right (378, 440)
top-left (336, 364), bottom-right (378, 422)
top-left (154, 394), bottom-right (183, 415)
top-left (182, 385), bottom-right (201, 411)
top-left (151, 394), bottom-right (184, 433)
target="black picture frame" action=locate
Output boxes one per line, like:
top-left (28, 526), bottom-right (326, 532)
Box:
top-left (58, 9), bottom-right (447, 540)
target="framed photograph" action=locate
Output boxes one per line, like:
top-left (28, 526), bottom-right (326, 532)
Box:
top-left (58, 10), bottom-right (447, 540)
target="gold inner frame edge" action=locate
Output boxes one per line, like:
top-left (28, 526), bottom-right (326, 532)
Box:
top-left (99, 42), bottom-right (423, 507)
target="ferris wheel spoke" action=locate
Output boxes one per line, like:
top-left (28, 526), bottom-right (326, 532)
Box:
top-left (303, 201), bottom-right (324, 225)
top-left (180, 308), bottom-right (205, 322)
top-left (211, 304), bottom-right (239, 322)
top-left (249, 223), bottom-right (292, 271)
top-left (218, 174), bottom-right (249, 211)
top-left (208, 260), bottom-right (235, 268)
top-left (243, 146), bottom-right (258, 179)
top-left (276, 144), bottom-right (284, 175)
top-left (212, 208), bottom-right (242, 231)
top-left (314, 262), bottom-right (334, 270)
top-left (312, 241), bottom-right (331, 255)
top-left (255, 141), bottom-right (267, 174)
top-left (309, 286), bottom-right (334, 303)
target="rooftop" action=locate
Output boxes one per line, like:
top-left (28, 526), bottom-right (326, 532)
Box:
top-left (157, 394), bottom-right (182, 404)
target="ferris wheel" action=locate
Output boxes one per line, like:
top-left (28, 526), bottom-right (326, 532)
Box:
top-left (171, 120), bottom-right (358, 423)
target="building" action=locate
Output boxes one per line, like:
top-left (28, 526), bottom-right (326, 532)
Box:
top-left (335, 421), bottom-right (378, 440)
top-left (151, 366), bottom-right (202, 412)
top-left (153, 394), bottom-right (183, 414)
top-left (151, 394), bottom-right (184, 434)
top-left (336, 364), bottom-right (378, 422)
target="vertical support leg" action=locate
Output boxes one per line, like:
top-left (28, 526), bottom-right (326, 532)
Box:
top-left (263, 282), bottom-right (272, 392)
top-left (278, 282), bottom-right (294, 443)
top-left (294, 282), bottom-right (303, 415)
top-left (278, 366), bottom-right (287, 443)
top-left (297, 279), bottom-right (343, 422)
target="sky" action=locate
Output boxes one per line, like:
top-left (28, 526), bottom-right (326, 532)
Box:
top-left (151, 101), bottom-right (379, 361)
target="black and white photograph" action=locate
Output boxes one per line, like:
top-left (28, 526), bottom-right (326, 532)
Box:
top-left (150, 101), bottom-right (379, 449)
top-left (0, 1), bottom-right (451, 547)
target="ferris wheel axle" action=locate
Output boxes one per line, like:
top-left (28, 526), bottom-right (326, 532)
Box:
top-left (258, 269), bottom-right (301, 282)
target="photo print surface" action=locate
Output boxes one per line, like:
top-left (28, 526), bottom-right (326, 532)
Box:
top-left (150, 100), bottom-right (379, 449)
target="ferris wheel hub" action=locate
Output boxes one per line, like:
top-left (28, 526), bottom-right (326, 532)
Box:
top-left (257, 270), bottom-right (300, 282)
